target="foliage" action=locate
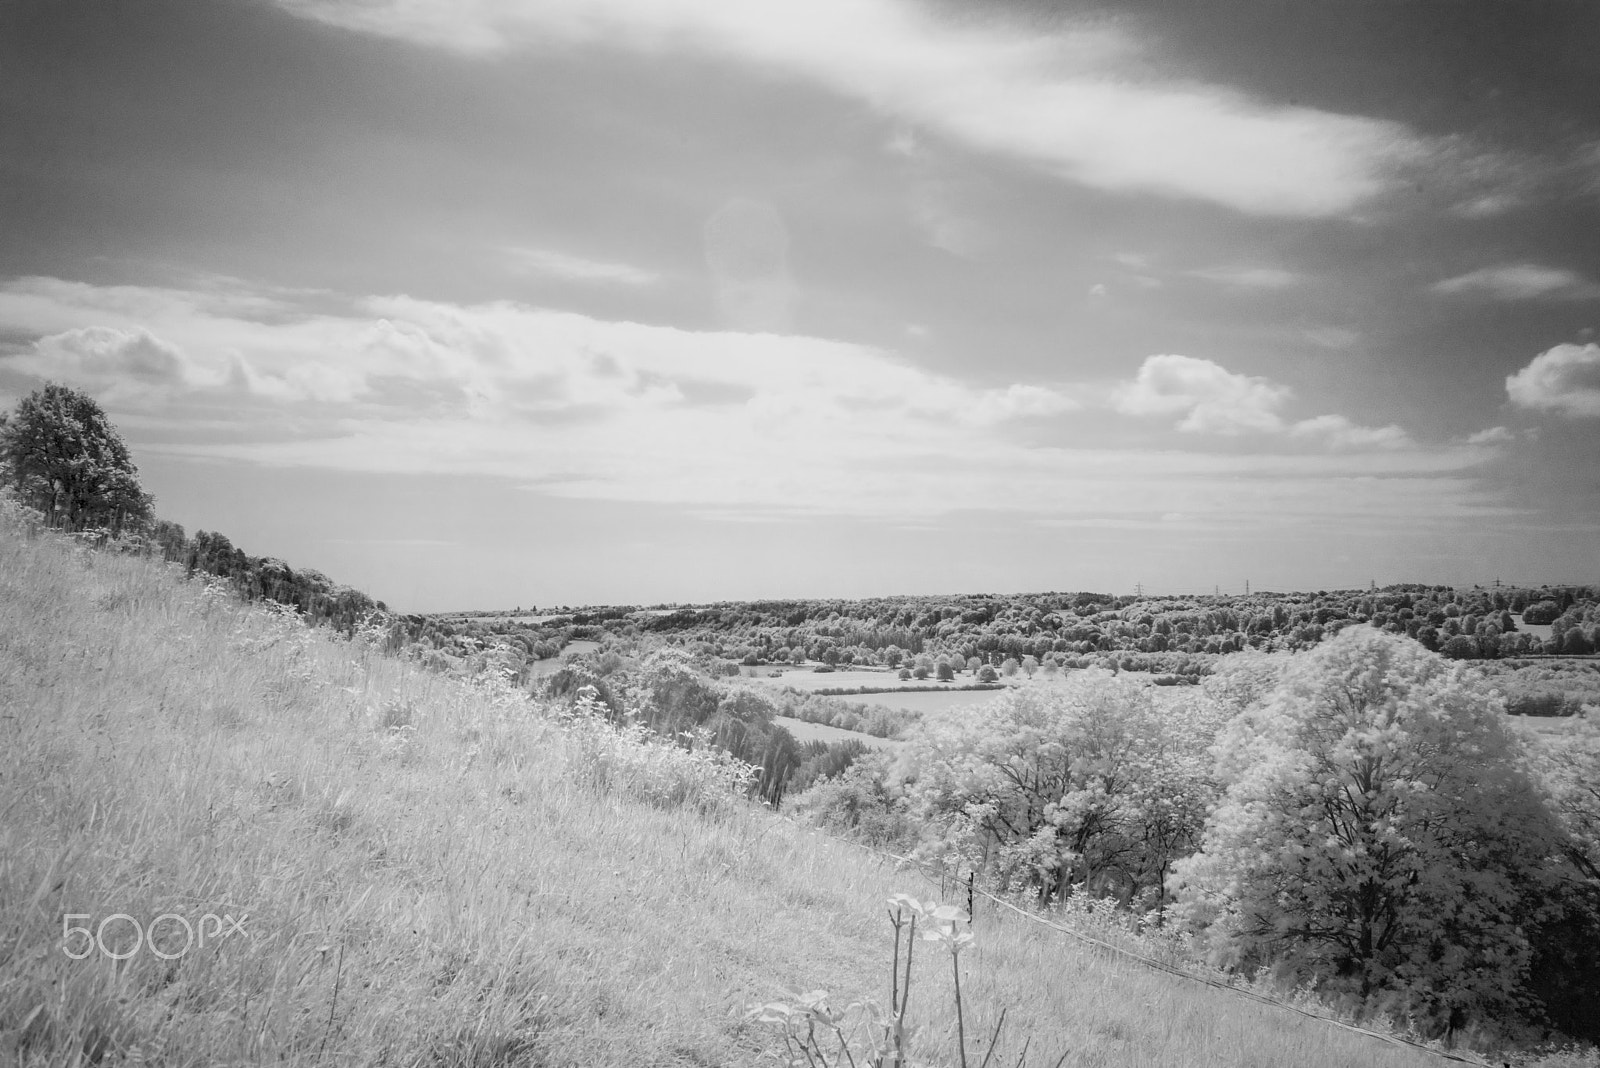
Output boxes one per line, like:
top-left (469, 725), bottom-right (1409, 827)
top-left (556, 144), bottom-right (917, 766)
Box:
top-left (419, 582), bottom-right (1600, 692)
top-left (895, 675), bottom-right (1229, 908)
top-left (557, 686), bottom-right (760, 814)
top-left (790, 750), bottom-right (918, 848)
top-left (0, 383), bottom-right (153, 534)
top-left (1479, 661), bottom-right (1600, 718)
top-left (1174, 628), bottom-right (1575, 1038)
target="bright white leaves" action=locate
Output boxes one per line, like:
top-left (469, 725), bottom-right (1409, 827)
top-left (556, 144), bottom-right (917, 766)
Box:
top-left (1173, 628), bottom-right (1561, 1026)
top-left (898, 672), bottom-right (1231, 905)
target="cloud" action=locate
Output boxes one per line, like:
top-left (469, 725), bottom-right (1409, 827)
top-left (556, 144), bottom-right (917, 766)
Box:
top-left (1464, 426), bottom-right (1517, 446)
top-left (1110, 354), bottom-right (1415, 449)
top-left (505, 247), bottom-right (658, 285)
top-left (1431, 264), bottom-right (1600, 302)
top-left (7, 326), bottom-right (207, 404)
top-left (964, 383), bottom-right (1078, 425)
top-left (1289, 414), bottom-right (1410, 450)
top-left (274, 0), bottom-right (1424, 218)
top-left (1506, 343), bottom-right (1600, 417)
top-left (1187, 266), bottom-right (1301, 289)
top-left (1110, 354), bottom-right (1289, 434)
top-left (1, 276), bottom-right (1499, 534)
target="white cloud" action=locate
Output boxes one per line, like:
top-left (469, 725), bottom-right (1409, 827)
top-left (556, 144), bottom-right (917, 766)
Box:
top-left (1110, 354), bottom-right (1415, 449)
top-left (1289, 414), bottom-right (1410, 450)
top-left (1187, 266), bottom-right (1301, 289)
top-left (505, 247), bottom-right (658, 286)
top-left (1506, 343), bottom-right (1600, 417)
top-left (1465, 425), bottom-right (1517, 445)
top-left (274, 0), bottom-right (1423, 218)
top-left (965, 383), bottom-right (1077, 425)
top-left (1110, 354), bottom-right (1289, 434)
top-left (1431, 264), bottom-right (1600, 302)
top-left (0, 276), bottom-right (1497, 532)
top-left (8, 326), bottom-right (209, 405)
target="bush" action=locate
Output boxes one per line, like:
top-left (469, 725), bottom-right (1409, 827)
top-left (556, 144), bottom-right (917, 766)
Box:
top-left (559, 687), bottom-right (759, 814)
top-left (789, 752), bottom-right (913, 847)
top-left (1524, 601), bottom-right (1563, 625)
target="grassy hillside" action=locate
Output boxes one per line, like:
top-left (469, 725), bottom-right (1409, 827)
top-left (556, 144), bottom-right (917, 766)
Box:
top-left (1, 522), bottom-right (1465, 1067)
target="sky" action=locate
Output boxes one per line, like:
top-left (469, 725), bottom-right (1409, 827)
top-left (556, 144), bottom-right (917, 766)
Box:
top-left (1, 0), bottom-right (1597, 612)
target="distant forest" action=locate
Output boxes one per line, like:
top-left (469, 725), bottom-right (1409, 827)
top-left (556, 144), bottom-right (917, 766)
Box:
top-left (403, 583), bottom-right (1600, 677)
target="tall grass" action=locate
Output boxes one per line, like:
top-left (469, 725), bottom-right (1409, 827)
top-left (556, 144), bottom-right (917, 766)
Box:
top-left (1, 515), bottom-right (1465, 1066)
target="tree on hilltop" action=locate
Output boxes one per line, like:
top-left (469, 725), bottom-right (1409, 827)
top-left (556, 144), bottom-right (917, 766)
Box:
top-left (0, 383), bottom-right (152, 534)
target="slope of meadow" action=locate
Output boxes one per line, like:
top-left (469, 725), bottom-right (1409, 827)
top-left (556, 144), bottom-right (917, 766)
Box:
top-left (0, 522), bottom-right (1459, 1067)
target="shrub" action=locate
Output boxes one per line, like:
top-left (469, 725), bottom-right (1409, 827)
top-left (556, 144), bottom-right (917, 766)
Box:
top-left (558, 687), bottom-right (759, 814)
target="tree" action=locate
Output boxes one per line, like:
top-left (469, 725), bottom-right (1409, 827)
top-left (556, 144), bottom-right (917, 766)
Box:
top-left (936, 658), bottom-right (955, 682)
top-left (901, 672), bottom-right (1225, 907)
top-left (0, 384), bottom-right (152, 533)
top-left (1518, 716), bottom-right (1600, 1040)
top-left (1175, 629), bottom-right (1565, 1035)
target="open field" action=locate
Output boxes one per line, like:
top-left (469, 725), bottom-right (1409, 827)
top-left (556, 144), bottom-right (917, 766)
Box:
top-left (773, 715), bottom-right (908, 749)
top-left (0, 527), bottom-right (1467, 1067)
top-left (740, 663), bottom-right (1018, 692)
top-left (838, 687), bottom-right (1012, 717)
top-left (525, 638), bottom-right (603, 676)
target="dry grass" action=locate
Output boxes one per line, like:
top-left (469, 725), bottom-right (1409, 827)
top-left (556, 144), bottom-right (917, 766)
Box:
top-left (0, 522), bottom-right (1458, 1067)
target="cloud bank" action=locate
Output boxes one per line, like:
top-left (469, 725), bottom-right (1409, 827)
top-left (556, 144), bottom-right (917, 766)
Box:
top-left (0, 277), bottom-right (1500, 532)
